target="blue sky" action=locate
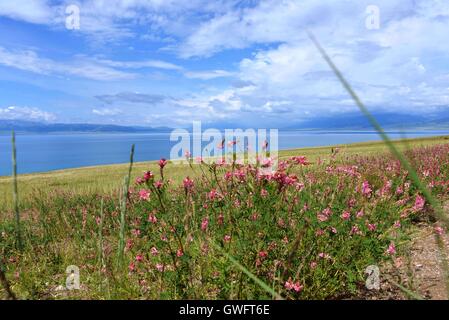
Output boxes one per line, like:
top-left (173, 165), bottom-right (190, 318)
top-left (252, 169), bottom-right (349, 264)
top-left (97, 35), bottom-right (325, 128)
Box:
top-left (0, 0), bottom-right (449, 128)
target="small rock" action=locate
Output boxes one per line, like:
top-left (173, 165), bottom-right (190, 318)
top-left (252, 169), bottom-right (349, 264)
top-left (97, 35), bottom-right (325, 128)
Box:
top-left (55, 285), bottom-right (66, 292)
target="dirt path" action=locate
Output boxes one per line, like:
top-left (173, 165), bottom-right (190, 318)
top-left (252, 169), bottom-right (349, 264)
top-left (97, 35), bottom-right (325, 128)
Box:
top-left (358, 202), bottom-right (449, 300)
top-left (397, 223), bottom-right (449, 299)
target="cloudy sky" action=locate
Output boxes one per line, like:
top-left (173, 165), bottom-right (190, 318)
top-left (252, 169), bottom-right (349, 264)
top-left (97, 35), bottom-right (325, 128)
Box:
top-left (0, 0), bottom-right (448, 128)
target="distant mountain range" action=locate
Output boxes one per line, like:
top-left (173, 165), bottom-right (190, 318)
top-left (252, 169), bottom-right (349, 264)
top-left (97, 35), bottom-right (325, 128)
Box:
top-left (285, 111), bottom-right (449, 130)
top-left (206, 111), bottom-right (449, 131)
top-left (1, 111), bottom-right (449, 133)
top-left (0, 120), bottom-right (172, 133)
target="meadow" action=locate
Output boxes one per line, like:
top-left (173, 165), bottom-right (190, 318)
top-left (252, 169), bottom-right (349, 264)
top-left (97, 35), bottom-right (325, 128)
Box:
top-left (1, 135), bottom-right (448, 299)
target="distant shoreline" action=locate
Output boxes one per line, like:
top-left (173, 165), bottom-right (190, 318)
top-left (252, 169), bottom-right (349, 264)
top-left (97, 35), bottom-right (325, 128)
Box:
top-left (1, 128), bottom-right (449, 136)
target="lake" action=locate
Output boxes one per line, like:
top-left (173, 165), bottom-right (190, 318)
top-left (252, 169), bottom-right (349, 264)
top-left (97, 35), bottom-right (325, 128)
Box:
top-left (1, 130), bottom-right (449, 176)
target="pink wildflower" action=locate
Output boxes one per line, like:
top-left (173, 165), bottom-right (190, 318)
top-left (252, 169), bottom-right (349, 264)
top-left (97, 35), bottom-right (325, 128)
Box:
top-left (234, 170), bottom-right (246, 181)
top-left (317, 207), bottom-right (332, 222)
top-left (291, 156), bottom-right (309, 165)
top-left (285, 279), bottom-right (303, 292)
top-left (148, 214), bottom-right (158, 224)
top-left (224, 235), bottom-right (231, 243)
top-left (135, 177), bottom-right (144, 184)
top-left (218, 213), bottom-right (224, 225)
top-left (260, 157), bottom-right (274, 168)
top-left (386, 242), bottom-right (396, 255)
top-left (251, 212), bottom-right (259, 221)
top-left (318, 252), bottom-right (329, 259)
top-left (138, 189), bottom-right (150, 201)
top-left (216, 157), bottom-right (226, 166)
top-left (158, 158), bottom-right (168, 168)
top-left (201, 217), bottom-right (209, 232)
top-left (350, 225), bottom-right (361, 235)
top-left (143, 171), bottom-right (154, 182)
top-left (260, 189), bottom-right (268, 198)
top-left (208, 189), bottom-right (219, 201)
top-left (154, 180), bottom-right (163, 189)
top-left (347, 198), bottom-right (356, 208)
top-left (150, 247), bottom-right (159, 256)
top-left (183, 176), bottom-right (194, 192)
top-left (285, 280), bottom-right (293, 290)
top-left (224, 171), bottom-right (233, 181)
top-left (278, 218), bottom-right (285, 227)
top-left (434, 226), bottom-right (445, 235)
top-left (292, 282), bottom-right (303, 292)
top-left (413, 195), bottom-right (425, 212)
top-left (155, 263), bottom-right (164, 272)
top-left (362, 181), bottom-right (372, 197)
top-left (341, 211), bottom-right (351, 220)
top-left (317, 214), bottom-right (328, 222)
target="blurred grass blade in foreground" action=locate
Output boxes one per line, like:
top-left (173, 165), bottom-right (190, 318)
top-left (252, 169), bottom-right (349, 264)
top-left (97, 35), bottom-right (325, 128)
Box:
top-left (11, 131), bottom-right (23, 251)
top-left (117, 144), bottom-right (135, 268)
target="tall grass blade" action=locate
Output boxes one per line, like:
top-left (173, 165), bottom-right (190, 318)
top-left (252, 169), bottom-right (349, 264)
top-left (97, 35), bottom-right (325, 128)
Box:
top-left (388, 278), bottom-right (424, 300)
top-left (11, 131), bottom-right (23, 251)
top-left (116, 144), bottom-right (135, 268)
top-left (212, 242), bottom-right (283, 300)
top-left (98, 198), bottom-right (105, 268)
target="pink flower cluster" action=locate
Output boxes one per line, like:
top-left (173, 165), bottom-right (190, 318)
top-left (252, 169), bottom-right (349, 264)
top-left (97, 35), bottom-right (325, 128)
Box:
top-left (285, 278), bottom-right (303, 293)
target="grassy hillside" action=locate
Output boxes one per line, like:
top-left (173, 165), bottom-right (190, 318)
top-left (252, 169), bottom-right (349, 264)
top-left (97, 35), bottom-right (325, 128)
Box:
top-left (1, 135), bottom-right (449, 300)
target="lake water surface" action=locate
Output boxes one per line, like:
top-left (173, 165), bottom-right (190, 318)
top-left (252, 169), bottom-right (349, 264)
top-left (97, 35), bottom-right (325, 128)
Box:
top-left (1, 131), bottom-right (448, 176)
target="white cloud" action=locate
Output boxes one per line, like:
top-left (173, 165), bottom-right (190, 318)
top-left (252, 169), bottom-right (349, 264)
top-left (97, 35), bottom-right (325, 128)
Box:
top-left (184, 69), bottom-right (235, 80)
top-left (178, 0), bottom-right (427, 58)
top-left (97, 58), bottom-right (183, 71)
top-left (0, 47), bottom-right (185, 81)
top-left (0, 0), bottom-right (54, 24)
top-left (92, 108), bottom-right (122, 116)
top-left (0, 106), bottom-right (56, 122)
top-left (2, 0), bottom-right (449, 126)
top-left (174, 0), bottom-right (449, 123)
top-left (0, 0), bottom-right (239, 43)
top-left (0, 47), bottom-right (135, 80)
